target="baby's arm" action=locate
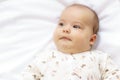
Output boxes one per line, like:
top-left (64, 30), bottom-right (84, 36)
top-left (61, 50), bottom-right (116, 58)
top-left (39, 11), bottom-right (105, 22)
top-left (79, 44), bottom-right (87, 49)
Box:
top-left (22, 63), bottom-right (43, 80)
top-left (101, 55), bottom-right (120, 80)
top-left (22, 51), bottom-right (50, 80)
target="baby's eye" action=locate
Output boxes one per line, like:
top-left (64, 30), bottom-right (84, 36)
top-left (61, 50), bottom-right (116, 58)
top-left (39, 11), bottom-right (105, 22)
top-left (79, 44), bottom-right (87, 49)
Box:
top-left (58, 22), bottom-right (64, 26)
top-left (73, 25), bottom-right (81, 29)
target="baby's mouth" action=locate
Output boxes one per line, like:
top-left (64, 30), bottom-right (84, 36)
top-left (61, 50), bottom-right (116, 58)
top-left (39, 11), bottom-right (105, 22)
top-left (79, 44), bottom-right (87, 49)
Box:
top-left (60, 36), bottom-right (72, 41)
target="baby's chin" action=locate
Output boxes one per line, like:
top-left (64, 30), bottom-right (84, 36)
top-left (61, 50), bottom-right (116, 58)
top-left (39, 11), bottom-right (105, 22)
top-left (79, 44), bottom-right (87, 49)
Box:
top-left (56, 45), bottom-right (73, 54)
top-left (55, 42), bottom-right (91, 54)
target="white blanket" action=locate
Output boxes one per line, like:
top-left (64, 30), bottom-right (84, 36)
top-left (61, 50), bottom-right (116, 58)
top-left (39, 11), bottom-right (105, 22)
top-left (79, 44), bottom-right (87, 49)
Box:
top-left (0, 0), bottom-right (120, 80)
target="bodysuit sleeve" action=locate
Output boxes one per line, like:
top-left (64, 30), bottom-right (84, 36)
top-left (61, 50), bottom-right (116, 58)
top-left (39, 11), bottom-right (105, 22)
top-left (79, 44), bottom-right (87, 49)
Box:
top-left (100, 53), bottom-right (120, 80)
top-left (22, 50), bottom-right (51, 80)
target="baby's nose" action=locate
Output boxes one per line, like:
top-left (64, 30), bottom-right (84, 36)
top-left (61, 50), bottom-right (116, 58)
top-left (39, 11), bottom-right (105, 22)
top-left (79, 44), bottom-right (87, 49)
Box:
top-left (63, 26), bottom-right (71, 33)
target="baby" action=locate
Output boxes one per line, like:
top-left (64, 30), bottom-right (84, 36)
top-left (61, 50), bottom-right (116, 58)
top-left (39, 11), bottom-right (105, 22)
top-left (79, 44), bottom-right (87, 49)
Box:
top-left (22, 4), bottom-right (120, 80)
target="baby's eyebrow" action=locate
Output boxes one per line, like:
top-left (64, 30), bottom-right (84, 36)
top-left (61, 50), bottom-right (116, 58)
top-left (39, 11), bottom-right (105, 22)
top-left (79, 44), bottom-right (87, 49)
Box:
top-left (73, 21), bottom-right (81, 23)
top-left (73, 21), bottom-right (83, 25)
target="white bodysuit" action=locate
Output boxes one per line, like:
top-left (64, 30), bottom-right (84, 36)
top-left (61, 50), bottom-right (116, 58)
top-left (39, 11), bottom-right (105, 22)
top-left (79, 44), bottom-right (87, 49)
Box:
top-left (22, 50), bottom-right (120, 80)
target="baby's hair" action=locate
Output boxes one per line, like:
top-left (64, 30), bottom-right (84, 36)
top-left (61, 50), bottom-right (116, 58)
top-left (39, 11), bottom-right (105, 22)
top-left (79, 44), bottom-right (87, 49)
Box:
top-left (66, 4), bottom-right (99, 34)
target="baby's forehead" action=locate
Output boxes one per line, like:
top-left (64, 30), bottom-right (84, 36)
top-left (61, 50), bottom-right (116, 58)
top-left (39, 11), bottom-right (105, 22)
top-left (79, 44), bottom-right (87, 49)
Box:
top-left (66, 5), bottom-right (94, 15)
top-left (64, 6), bottom-right (95, 21)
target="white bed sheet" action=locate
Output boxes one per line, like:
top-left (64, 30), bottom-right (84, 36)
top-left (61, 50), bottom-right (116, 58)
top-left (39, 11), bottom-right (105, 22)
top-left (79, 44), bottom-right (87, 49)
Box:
top-left (0, 0), bottom-right (120, 80)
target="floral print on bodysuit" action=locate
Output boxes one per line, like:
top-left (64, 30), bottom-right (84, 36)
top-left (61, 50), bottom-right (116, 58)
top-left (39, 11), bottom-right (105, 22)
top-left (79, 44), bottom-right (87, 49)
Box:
top-left (22, 50), bottom-right (120, 80)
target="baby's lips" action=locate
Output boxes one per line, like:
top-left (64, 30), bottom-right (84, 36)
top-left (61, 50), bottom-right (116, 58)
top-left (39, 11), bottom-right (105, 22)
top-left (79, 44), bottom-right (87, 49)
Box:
top-left (60, 36), bottom-right (72, 41)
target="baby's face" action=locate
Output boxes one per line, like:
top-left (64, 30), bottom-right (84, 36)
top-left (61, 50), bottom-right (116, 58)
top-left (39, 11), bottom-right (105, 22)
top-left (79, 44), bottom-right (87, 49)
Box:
top-left (53, 6), bottom-right (96, 54)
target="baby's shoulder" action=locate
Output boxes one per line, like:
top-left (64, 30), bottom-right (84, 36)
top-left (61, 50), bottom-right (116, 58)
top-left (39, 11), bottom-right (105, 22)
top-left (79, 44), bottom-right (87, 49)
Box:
top-left (91, 50), bottom-right (108, 56)
top-left (90, 50), bottom-right (110, 61)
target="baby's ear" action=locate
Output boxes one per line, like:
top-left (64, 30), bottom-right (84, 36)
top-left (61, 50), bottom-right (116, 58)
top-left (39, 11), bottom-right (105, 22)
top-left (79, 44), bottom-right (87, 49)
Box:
top-left (90, 34), bottom-right (97, 46)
